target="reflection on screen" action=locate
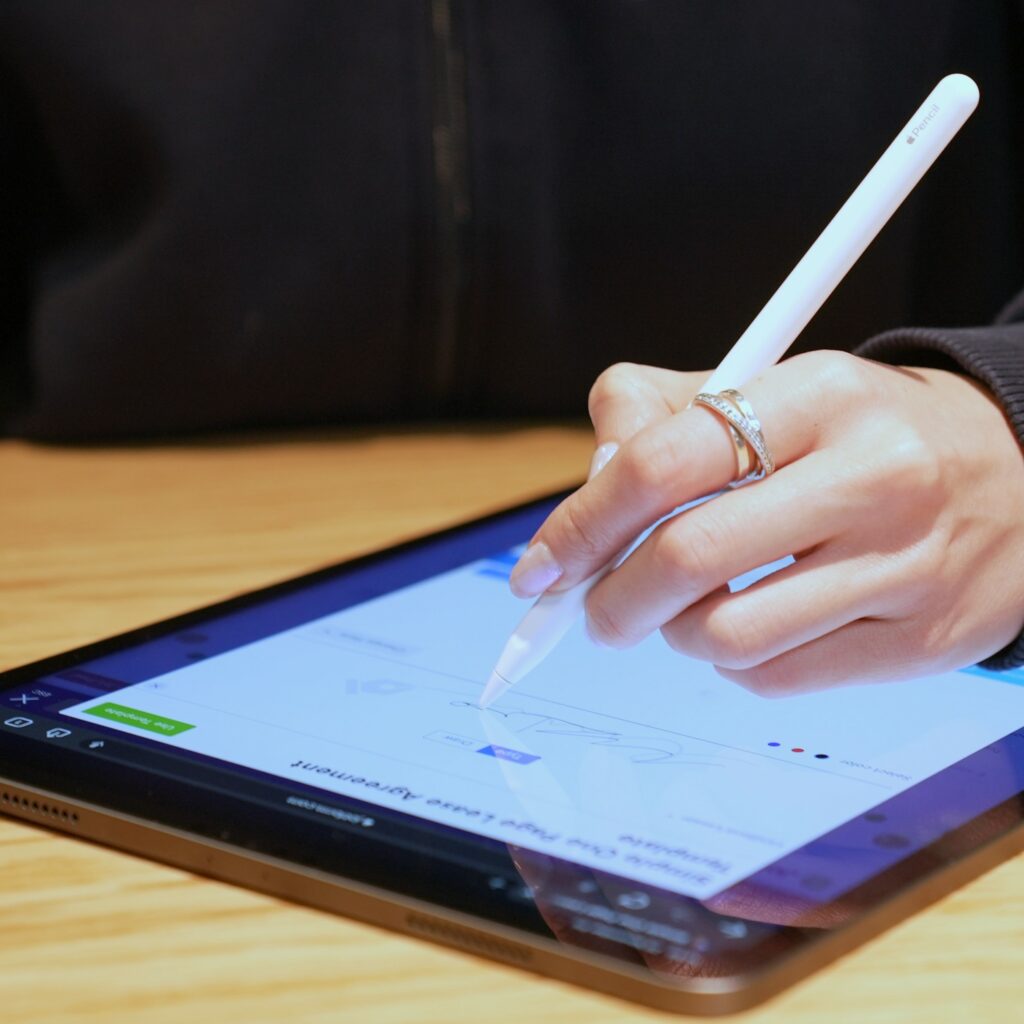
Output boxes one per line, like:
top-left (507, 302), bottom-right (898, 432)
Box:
top-left (60, 546), bottom-right (1024, 900)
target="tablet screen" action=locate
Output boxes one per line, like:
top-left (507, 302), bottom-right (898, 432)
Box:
top-left (4, 491), bottom-right (1024, 974)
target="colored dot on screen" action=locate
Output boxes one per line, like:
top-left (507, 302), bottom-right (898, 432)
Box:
top-left (815, 753), bottom-right (829, 759)
top-left (768, 742), bottom-right (781, 747)
top-left (791, 747), bottom-right (804, 753)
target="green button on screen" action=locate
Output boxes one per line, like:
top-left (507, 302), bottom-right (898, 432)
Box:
top-left (83, 701), bottom-right (195, 737)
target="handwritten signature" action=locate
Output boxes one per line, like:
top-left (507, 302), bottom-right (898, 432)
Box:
top-left (450, 701), bottom-right (744, 768)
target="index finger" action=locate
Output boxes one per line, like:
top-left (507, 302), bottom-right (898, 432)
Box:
top-left (509, 355), bottom-right (839, 598)
top-left (587, 363), bottom-right (708, 448)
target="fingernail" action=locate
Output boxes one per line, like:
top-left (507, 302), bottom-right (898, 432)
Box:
top-left (588, 441), bottom-right (619, 480)
top-left (509, 542), bottom-right (564, 598)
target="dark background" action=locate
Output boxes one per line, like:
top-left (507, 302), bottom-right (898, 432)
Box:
top-left (0, 1), bottom-right (1020, 438)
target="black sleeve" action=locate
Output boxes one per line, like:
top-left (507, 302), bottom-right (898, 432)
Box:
top-left (854, 289), bottom-right (1024, 670)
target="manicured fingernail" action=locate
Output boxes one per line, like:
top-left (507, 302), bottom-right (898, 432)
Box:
top-left (588, 441), bottom-right (619, 480)
top-left (509, 542), bottom-right (564, 597)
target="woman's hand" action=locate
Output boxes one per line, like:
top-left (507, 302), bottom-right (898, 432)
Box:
top-left (508, 351), bottom-right (1024, 695)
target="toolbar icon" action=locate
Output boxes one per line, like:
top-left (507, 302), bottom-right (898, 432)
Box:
top-left (45, 727), bottom-right (72, 740)
top-left (4, 717), bottom-right (33, 729)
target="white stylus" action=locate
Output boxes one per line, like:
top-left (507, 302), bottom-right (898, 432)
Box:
top-left (480, 73), bottom-right (979, 708)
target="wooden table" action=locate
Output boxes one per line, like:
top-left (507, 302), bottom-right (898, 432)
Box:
top-left (2, 426), bottom-right (1021, 1023)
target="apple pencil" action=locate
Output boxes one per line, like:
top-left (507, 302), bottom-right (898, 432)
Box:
top-left (480, 73), bottom-right (979, 708)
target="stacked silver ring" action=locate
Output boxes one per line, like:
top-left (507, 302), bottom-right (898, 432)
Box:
top-left (693, 389), bottom-right (775, 484)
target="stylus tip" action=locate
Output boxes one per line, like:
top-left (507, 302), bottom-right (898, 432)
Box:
top-left (479, 671), bottom-right (511, 708)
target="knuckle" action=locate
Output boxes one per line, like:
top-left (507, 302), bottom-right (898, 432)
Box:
top-left (703, 604), bottom-right (771, 669)
top-left (553, 494), bottom-right (608, 565)
top-left (585, 594), bottom-right (634, 648)
top-left (883, 427), bottom-right (944, 501)
top-left (655, 517), bottom-right (724, 591)
top-left (846, 422), bottom-right (945, 522)
top-left (588, 362), bottom-right (644, 419)
top-left (795, 349), bottom-right (874, 405)
top-left (621, 429), bottom-right (681, 499)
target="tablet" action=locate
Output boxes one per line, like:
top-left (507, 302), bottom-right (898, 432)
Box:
top-left (2, 489), bottom-right (1023, 1014)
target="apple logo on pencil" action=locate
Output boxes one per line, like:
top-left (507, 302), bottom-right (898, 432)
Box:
top-left (906, 135), bottom-right (916, 144)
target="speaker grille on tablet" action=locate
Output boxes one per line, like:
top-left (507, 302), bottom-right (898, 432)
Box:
top-left (0, 789), bottom-right (80, 826)
top-left (404, 912), bottom-right (533, 964)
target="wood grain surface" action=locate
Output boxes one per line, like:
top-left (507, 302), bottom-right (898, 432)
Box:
top-left (2, 426), bottom-right (1022, 1024)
